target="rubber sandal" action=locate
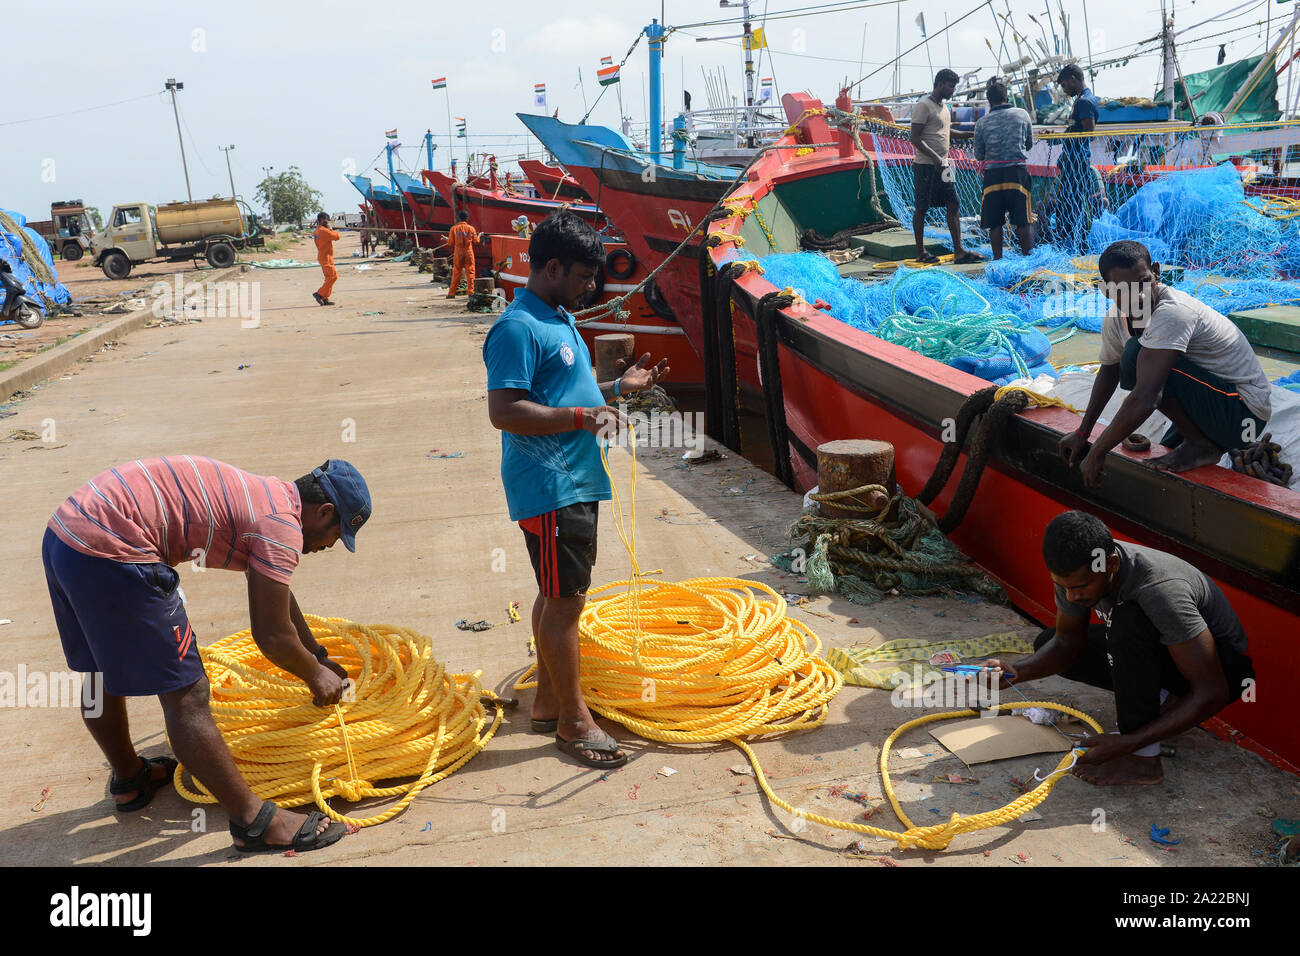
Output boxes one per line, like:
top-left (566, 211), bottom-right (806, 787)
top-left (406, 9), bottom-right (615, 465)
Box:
top-left (109, 755), bottom-right (179, 813)
top-left (229, 799), bottom-right (347, 854)
top-left (531, 718), bottom-right (559, 734)
top-left (914, 252), bottom-right (940, 264)
top-left (555, 731), bottom-right (628, 769)
top-left (312, 293), bottom-right (325, 305)
top-left (953, 251), bottom-right (985, 265)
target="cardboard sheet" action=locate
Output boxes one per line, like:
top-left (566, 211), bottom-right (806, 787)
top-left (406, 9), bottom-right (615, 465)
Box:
top-left (929, 715), bottom-right (1073, 766)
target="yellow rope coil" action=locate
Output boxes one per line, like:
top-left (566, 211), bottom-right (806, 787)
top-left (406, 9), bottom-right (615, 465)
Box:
top-left (994, 384), bottom-right (1084, 413)
top-left (513, 433), bottom-right (1103, 850)
top-left (175, 615), bottom-right (504, 827)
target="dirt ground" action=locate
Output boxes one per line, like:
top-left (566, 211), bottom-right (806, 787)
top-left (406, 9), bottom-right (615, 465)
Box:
top-left (1, 232), bottom-right (1296, 867)
top-left (2, 232), bottom-right (363, 374)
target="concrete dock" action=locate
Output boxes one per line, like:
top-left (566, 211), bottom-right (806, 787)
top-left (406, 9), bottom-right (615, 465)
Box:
top-left (1, 240), bottom-right (1295, 867)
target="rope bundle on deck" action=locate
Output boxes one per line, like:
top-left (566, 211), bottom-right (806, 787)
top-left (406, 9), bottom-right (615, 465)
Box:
top-left (175, 615), bottom-right (504, 827)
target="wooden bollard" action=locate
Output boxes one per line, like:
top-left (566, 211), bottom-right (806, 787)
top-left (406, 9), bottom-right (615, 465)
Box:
top-left (474, 277), bottom-right (496, 294)
top-left (594, 333), bottom-right (636, 383)
top-left (816, 439), bottom-right (896, 518)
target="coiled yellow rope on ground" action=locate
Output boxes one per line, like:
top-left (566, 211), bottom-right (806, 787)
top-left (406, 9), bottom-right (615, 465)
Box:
top-left (175, 615), bottom-right (504, 827)
top-left (516, 429), bottom-right (1103, 850)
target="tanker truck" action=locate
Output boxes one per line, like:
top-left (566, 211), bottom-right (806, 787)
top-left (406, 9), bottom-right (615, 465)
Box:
top-left (91, 198), bottom-right (265, 279)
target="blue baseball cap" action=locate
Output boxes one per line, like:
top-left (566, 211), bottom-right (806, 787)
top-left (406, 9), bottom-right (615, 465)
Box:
top-left (312, 460), bottom-right (371, 552)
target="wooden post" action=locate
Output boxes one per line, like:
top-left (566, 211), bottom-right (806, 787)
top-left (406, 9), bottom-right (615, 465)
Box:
top-left (816, 439), bottom-right (895, 518)
top-left (473, 277), bottom-right (496, 294)
top-left (594, 332), bottom-right (636, 383)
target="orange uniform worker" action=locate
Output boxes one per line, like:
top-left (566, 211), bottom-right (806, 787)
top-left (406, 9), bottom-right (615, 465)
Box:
top-left (447, 210), bottom-right (479, 298)
top-left (313, 213), bottom-right (341, 306)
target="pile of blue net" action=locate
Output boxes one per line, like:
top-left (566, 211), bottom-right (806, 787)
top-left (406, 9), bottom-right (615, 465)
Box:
top-left (1, 207), bottom-right (72, 316)
top-left (744, 162), bottom-right (1300, 385)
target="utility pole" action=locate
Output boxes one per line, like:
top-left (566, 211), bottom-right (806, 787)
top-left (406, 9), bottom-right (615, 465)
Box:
top-left (219, 145), bottom-right (237, 199)
top-left (165, 78), bottom-right (192, 202)
top-left (262, 165), bottom-right (275, 227)
top-left (1161, 5), bottom-right (1176, 120)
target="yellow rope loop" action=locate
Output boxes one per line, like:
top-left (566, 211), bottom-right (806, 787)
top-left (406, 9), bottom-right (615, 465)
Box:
top-left (735, 259), bottom-right (766, 275)
top-left (175, 615), bottom-right (504, 827)
top-left (994, 384), bottom-right (1084, 414)
top-left (707, 231), bottom-right (744, 248)
top-left (795, 147), bottom-right (814, 156)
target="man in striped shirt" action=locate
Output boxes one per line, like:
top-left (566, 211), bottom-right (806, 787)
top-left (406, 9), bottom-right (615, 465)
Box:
top-left (42, 456), bottom-right (372, 853)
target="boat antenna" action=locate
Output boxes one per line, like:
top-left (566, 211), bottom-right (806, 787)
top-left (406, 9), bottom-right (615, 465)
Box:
top-left (849, 0), bottom-right (993, 95)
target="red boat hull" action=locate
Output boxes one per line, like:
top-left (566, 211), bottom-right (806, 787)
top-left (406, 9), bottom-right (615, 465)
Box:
top-left (519, 159), bottom-right (593, 203)
top-left (422, 170), bottom-right (612, 237)
top-left (489, 233), bottom-right (705, 387)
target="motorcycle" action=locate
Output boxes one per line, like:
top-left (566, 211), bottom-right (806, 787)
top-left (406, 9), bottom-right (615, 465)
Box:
top-left (0, 258), bottom-right (43, 329)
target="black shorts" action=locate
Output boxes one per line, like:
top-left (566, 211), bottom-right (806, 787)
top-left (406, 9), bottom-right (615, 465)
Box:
top-left (518, 502), bottom-right (599, 598)
top-left (913, 163), bottom-right (958, 212)
top-left (980, 165), bottom-right (1034, 228)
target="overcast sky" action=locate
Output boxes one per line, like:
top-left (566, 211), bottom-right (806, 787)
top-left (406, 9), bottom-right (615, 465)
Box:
top-left (5, 0), bottom-right (1296, 222)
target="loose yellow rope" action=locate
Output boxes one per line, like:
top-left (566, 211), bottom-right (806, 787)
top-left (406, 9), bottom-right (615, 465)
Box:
top-left (515, 428), bottom-right (1103, 850)
top-left (175, 615), bottom-right (504, 827)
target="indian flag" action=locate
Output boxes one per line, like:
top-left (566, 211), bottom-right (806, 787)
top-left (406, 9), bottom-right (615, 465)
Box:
top-left (597, 64), bottom-right (620, 87)
top-left (455, 117), bottom-right (467, 138)
top-left (385, 128), bottom-right (398, 140)
top-left (431, 77), bottom-right (447, 90)
top-left (600, 55), bottom-right (613, 66)
top-left (534, 83), bottom-right (546, 94)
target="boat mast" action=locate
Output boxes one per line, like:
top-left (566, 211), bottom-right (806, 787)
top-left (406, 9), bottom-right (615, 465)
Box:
top-left (424, 130), bottom-right (435, 173)
top-left (1162, 3), bottom-right (1176, 120)
top-left (646, 18), bottom-right (666, 156)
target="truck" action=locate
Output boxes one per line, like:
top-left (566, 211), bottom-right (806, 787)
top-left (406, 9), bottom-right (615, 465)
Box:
top-left (90, 198), bottom-right (266, 280)
top-left (27, 200), bottom-right (95, 261)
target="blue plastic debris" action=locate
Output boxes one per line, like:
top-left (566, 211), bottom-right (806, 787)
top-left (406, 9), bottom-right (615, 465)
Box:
top-left (1149, 823), bottom-right (1181, 846)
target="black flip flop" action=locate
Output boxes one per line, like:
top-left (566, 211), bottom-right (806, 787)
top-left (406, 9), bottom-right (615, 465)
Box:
top-left (230, 799), bottom-right (347, 854)
top-left (914, 251), bottom-right (940, 264)
top-left (531, 718), bottom-right (559, 734)
top-left (109, 755), bottom-right (179, 813)
top-left (953, 251), bottom-right (985, 265)
top-left (555, 731), bottom-right (629, 769)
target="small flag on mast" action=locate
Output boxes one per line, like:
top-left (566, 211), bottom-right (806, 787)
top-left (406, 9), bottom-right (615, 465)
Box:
top-left (600, 55), bottom-right (613, 66)
top-left (534, 83), bottom-right (547, 107)
top-left (385, 128), bottom-right (398, 140)
top-left (455, 117), bottom-right (466, 138)
top-left (431, 77), bottom-right (447, 90)
top-left (597, 64), bottom-right (621, 87)
top-left (759, 77), bottom-right (773, 103)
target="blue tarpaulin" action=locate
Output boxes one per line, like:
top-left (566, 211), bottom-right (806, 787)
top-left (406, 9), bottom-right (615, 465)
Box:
top-left (0, 207), bottom-right (72, 317)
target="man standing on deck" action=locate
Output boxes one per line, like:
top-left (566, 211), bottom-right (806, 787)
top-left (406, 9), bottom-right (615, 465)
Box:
top-left (909, 69), bottom-right (983, 266)
top-left (447, 210), bottom-right (479, 298)
top-left (42, 456), bottom-right (371, 851)
top-left (482, 211), bottom-right (668, 768)
top-left (984, 511), bottom-right (1255, 786)
top-left (972, 77), bottom-right (1034, 259)
top-left (1059, 240), bottom-right (1271, 484)
top-left (313, 212), bottom-right (340, 306)
top-left (1055, 64), bottom-right (1101, 253)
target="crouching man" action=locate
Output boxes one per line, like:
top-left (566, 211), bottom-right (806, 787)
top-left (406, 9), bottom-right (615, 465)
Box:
top-left (984, 510), bottom-right (1254, 785)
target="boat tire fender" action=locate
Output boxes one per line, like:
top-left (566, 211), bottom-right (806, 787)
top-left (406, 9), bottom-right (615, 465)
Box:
top-left (605, 248), bottom-right (638, 281)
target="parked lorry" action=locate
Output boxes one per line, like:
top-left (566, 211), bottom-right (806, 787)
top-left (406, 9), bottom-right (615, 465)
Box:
top-left (27, 200), bottom-right (95, 261)
top-left (91, 198), bottom-right (265, 279)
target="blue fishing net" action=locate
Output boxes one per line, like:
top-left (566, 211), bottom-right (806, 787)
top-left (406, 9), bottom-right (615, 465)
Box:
top-left (1, 207), bottom-right (72, 315)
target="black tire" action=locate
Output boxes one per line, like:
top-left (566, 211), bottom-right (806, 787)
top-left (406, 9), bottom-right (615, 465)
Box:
top-left (15, 304), bottom-right (43, 330)
top-left (643, 279), bottom-right (678, 322)
top-left (206, 241), bottom-right (236, 269)
top-left (61, 242), bottom-right (84, 262)
top-left (576, 262), bottom-right (606, 310)
top-left (605, 247), bottom-right (637, 281)
top-left (101, 251), bottom-right (131, 280)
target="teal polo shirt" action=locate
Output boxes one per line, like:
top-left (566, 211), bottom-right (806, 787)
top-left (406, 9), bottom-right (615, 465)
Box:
top-left (482, 287), bottom-right (611, 521)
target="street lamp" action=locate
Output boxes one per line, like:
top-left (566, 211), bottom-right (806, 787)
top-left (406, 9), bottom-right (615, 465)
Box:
top-left (165, 78), bottom-right (193, 202)
top-left (262, 164), bottom-right (275, 228)
top-left (219, 145), bottom-right (237, 200)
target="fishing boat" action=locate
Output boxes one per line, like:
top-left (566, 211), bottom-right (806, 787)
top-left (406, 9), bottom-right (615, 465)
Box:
top-left (518, 159), bottom-right (593, 203)
top-left (423, 164), bottom-right (612, 236)
top-left (696, 90), bottom-right (1300, 769)
top-left (345, 174), bottom-right (417, 240)
top-left (489, 232), bottom-right (704, 386)
top-left (516, 113), bottom-right (743, 376)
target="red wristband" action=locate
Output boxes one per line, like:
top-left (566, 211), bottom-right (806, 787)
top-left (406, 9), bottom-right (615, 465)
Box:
top-left (1075, 427), bottom-right (1090, 438)
top-left (573, 407), bottom-right (585, 431)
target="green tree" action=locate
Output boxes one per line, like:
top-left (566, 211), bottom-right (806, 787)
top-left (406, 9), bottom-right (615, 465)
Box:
top-left (254, 166), bottom-right (323, 226)
top-left (86, 206), bottom-right (103, 231)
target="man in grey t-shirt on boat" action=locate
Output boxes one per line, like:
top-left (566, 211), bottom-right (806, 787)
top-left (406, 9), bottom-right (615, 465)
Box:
top-left (1059, 240), bottom-right (1272, 488)
top-left (984, 511), bottom-right (1255, 786)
